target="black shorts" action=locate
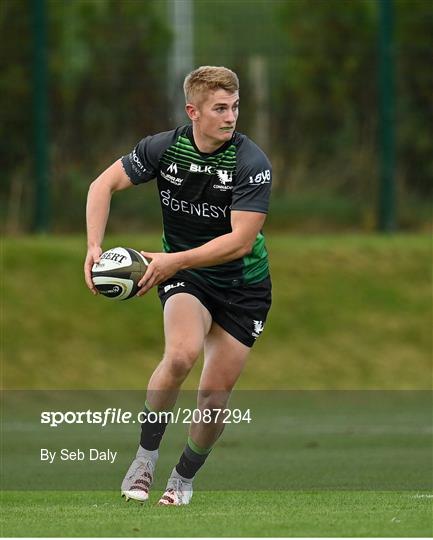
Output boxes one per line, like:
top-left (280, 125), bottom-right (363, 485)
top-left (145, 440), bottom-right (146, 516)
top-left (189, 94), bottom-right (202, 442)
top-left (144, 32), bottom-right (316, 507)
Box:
top-left (157, 273), bottom-right (272, 348)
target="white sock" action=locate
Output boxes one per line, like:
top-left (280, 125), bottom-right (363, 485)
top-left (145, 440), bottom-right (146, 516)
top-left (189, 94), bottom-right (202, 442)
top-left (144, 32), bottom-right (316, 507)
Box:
top-left (136, 445), bottom-right (159, 467)
top-left (170, 466), bottom-right (193, 484)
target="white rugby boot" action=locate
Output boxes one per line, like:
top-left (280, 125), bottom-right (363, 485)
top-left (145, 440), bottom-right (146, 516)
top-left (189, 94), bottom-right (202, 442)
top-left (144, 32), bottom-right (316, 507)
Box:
top-left (158, 470), bottom-right (193, 506)
top-left (121, 447), bottom-right (157, 502)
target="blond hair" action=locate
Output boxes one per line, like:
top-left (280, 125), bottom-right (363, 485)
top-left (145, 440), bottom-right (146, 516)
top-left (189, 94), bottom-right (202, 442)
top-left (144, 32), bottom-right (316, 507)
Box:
top-left (184, 66), bottom-right (239, 105)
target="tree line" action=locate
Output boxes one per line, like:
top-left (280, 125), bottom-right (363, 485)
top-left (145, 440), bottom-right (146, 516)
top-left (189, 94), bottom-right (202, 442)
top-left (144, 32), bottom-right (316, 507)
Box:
top-left (2, 0), bottom-right (431, 232)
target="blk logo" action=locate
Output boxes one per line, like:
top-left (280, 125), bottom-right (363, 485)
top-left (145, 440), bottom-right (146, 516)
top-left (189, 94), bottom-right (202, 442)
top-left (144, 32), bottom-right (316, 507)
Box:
top-left (190, 163), bottom-right (213, 174)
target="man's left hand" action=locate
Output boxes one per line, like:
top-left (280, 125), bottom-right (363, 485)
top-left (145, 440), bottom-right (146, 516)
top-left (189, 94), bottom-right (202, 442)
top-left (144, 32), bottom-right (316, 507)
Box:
top-left (136, 252), bottom-right (182, 296)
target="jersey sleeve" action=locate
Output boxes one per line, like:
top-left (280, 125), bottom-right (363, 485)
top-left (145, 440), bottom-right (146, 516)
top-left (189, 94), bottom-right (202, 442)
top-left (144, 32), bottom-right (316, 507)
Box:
top-left (231, 139), bottom-right (272, 214)
top-left (121, 129), bottom-right (176, 184)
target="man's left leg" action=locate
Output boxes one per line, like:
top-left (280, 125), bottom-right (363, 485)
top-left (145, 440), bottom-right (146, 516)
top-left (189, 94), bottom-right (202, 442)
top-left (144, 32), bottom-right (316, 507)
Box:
top-left (158, 322), bottom-right (250, 505)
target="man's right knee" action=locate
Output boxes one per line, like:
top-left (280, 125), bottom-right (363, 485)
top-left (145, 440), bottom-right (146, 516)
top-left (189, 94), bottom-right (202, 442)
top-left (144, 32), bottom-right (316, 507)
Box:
top-left (161, 348), bottom-right (200, 380)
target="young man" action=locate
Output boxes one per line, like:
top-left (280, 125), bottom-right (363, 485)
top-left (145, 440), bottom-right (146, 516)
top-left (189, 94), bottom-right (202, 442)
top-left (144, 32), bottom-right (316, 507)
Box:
top-left (84, 66), bottom-right (272, 505)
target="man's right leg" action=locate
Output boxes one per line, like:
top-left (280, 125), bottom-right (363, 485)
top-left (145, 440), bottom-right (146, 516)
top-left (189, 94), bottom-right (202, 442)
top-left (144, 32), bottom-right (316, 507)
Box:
top-left (121, 293), bottom-right (211, 502)
top-left (146, 293), bottom-right (212, 410)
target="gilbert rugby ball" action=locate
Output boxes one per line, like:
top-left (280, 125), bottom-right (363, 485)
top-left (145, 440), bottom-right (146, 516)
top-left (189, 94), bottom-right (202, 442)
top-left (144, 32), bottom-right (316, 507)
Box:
top-left (91, 247), bottom-right (150, 300)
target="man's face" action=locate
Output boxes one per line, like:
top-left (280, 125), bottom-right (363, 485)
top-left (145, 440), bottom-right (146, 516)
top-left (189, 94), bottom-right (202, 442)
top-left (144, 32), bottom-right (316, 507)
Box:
top-left (189, 89), bottom-right (239, 147)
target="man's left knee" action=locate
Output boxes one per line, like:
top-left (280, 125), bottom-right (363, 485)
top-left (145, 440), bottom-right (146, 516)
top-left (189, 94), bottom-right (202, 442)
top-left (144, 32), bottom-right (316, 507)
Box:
top-left (197, 390), bottom-right (231, 412)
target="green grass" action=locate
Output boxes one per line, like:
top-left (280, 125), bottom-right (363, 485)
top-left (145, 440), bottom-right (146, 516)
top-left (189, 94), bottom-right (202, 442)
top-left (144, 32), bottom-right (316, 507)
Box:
top-left (2, 388), bottom-right (431, 538)
top-left (2, 233), bottom-right (431, 389)
top-left (1, 490), bottom-right (432, 537)
top-left (1, 234), bottom-right (432, 537)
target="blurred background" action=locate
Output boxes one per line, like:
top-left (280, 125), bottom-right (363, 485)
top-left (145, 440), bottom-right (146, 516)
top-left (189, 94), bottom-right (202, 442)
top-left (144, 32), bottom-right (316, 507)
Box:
top-left (2, 0), bottom-right (432, 233)
top-left (1, 0), bottom-right (431, 389)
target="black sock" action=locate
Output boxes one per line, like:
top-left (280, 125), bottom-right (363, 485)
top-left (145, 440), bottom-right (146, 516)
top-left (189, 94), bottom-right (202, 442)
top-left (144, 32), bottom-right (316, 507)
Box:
top-left (139, 403), bottom-right (169, 451)
top-left (175, 437), bottom-right (212, 480)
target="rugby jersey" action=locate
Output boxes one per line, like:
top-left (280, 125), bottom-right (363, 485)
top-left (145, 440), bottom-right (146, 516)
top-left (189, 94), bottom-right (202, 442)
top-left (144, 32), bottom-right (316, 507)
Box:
top-left (121, 125), bottom-right (271, 288)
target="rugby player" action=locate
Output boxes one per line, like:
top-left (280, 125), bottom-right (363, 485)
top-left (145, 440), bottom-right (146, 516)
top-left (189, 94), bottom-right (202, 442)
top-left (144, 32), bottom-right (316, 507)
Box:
top-left (84, 66), bottom-right (272, 505)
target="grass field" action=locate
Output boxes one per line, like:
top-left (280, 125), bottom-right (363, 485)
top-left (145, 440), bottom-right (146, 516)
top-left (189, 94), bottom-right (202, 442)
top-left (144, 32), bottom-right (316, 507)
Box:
top-left (1, 233), bottom-right (432, 536)
top-left (2, 491), bottom-right (432, 537)
top-left (2, 233), bottom-right (431, 389)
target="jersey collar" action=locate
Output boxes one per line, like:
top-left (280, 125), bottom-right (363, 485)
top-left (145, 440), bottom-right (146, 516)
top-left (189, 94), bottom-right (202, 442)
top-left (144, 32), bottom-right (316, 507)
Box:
top-left (185, 125), bottom-right (235, 157)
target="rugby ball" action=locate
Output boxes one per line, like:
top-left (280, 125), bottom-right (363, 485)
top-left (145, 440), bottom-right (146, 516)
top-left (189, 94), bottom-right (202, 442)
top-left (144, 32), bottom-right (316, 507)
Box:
top-left (91, 247), bottom-right (150, 300)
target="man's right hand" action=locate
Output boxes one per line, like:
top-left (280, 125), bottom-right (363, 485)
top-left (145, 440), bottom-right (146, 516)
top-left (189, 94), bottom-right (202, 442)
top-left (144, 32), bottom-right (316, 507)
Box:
top-left (84, 246), bottom-right (103, 294)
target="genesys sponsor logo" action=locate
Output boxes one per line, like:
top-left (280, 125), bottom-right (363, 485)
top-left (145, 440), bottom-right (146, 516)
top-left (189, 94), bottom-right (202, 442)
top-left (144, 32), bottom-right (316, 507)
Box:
top-left (249, 169), bottom-right (271, 185)
top-left (160, 189), bottom-right (229, 219)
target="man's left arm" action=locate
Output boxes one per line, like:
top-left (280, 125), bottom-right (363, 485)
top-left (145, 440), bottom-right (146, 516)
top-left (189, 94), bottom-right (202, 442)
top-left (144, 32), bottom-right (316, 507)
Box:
top-left (136, 210), bottom-right (266, 296)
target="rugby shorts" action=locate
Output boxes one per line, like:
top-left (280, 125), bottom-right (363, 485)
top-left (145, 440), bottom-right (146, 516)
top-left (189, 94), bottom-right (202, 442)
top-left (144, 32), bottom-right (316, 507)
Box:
top-left (157, 274), bottom-right (272, 348)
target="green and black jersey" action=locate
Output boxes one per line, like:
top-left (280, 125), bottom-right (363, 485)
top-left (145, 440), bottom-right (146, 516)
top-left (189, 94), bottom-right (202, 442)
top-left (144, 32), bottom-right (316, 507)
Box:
top-left (121, 125), bottom-right (271, 288)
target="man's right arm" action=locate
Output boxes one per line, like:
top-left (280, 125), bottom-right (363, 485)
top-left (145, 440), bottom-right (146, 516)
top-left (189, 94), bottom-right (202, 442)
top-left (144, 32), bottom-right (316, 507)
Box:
top-left (84, 159), bottom-right (133, 294)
